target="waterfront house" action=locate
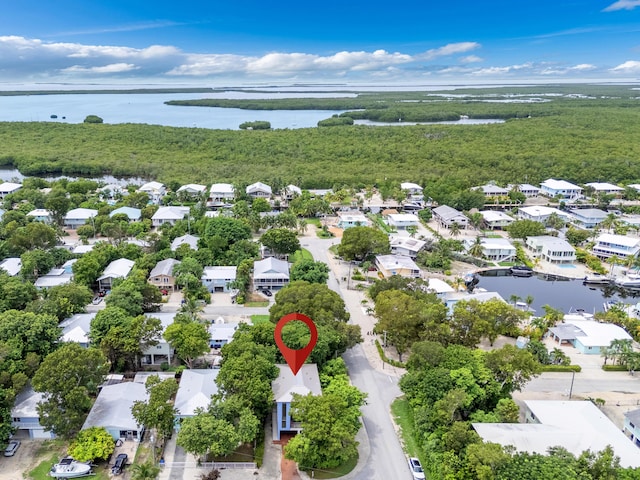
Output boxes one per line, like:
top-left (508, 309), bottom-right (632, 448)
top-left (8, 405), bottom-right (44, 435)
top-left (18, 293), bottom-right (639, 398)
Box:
top-left (177, 183), bottom-right (207, 197)
top-left (97, 184), bottom-right (128, 203)
top-left (0, 257), bottom-right (21, 276)
top-left (138, 181), bottom-right (166, 205)
top-left (26, 209), bottom-right (53, 224)
top-left (0, 182), bottom-right (22, 199)
top-left (466, 237), bottom-right (516, 262)
top-left (525, 236), bottom-right (576, 264)
top-left (109, 206), bottom-right (142, 222)
top-left (151, 206), bottom-right (190, 227)
top-left (202, 266), bottom-right (237, 293)
top-left (623, 409), bottom-right (640, 446)
top-left (548, 320), bottom-right (632, 354)
top-left (480, 210), bottom-right (514, 230)
top-left (389, 236), bottom-right (426, 258)
top-left (443, 291), bottom-right (505, 313)
top-left (539, 179), bottom-right (582, 200)
top-left (425, 277), bottom-right (455, 298)
top-left (517, 205), bottom-right (571, 224)
top-left (282, 184), bottom-right (302, 201)
top-left (510, 183), bottom-right (540, 197)
top-left (207, 183), bottom-right (235, 208)
top-left (11, 386), bottom-right (55, 439)
top-left (171, 234), bottom-right (200, 251)
top-left (174, 369), bottom-right (219, 430)
top-left (272, 364), bottom-right (321, 441)
top-left (432, 205), bottom-right (469, 229)
top-left (336, 211), bottom-right (369, 229)
top-left (585, 182), bottom-right (625, 197)
top-left (472, 183), bottom-right (509, 197)
top-left (82, 382), bottom-right (148, 441)
top-left (253, 257), bottom-right (289, 291)
top-left (592, 233), bottom-right (640, 259)
top-left (386, 213), bottom-right (419, 230)
top-left (246, 181), bottom-right (272, 199)
top-left (474, 400), bottom-right (640, 468)
top-left (97, 258), bottom-right (135, 291)
top-left (148, 258), bottom-right (181, 292)
top-left (375, 254), bottom-right (421, 278)
top-left (569, 208), bottom-right (608, 229)
top-left (64, 208), bottom-right (98, 229)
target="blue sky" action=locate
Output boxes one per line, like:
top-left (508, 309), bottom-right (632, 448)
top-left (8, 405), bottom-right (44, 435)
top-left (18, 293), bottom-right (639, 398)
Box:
top-left (2, 0), bottom-right (640, 85)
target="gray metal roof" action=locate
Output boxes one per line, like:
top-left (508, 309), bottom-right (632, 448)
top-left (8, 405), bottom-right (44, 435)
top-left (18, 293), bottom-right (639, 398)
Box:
top-left (82, 383), bottom-right (148, 432)
top-left (149, 258), bottom-right (181, 278)
top-left (174, 369), bottom-right (219, 417)
top-left (272, 364), bottom-right (321, 403)
top-left (97, 258), bottom-right (135, 281)
top-left (253, 257), bottom-right (289, 278)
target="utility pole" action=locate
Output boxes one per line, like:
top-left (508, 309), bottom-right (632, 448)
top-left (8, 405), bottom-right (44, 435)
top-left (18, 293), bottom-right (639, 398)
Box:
top-left (383, 330), bottom-right (387, 348)
top-left (569, 370), bottom-right (575, 399)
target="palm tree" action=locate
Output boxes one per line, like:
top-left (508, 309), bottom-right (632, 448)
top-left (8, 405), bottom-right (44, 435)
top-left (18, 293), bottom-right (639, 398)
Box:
top-left (525, 295), bottom-right (534, 310)
top-left (180, 297), bottom-right (205, 321)
top-left (130, 462), bottom-right (161, 480)
top-left (601, 213), bottom-right (618, 234)
top-left (449, 222), bottom-right (461, 238)
top-left (297, 218), bottom-right (308, 235)
top-left (468, 236), bottom-right (484, 258)
top-left (607, 255), bottom-right (620, 276)
top-left (509, 294), bottom-right (522, 306)
top-left (468, 212), bottom-right (484, 231)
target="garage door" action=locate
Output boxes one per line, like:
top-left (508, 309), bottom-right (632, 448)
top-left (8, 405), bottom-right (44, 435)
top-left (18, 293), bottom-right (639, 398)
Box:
top-left (31, 428), bottom-right (54, 439)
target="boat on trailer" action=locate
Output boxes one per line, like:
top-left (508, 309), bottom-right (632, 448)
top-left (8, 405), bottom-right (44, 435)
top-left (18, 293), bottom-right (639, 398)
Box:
top-left (49, 457), bottom-right (93, 478)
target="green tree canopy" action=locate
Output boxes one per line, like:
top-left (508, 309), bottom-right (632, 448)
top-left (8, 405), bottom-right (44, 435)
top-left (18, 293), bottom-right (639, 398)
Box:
top-left (337, 226), bottom-right (390, 261)
top-left (68, 426), bottom-right (115, 462)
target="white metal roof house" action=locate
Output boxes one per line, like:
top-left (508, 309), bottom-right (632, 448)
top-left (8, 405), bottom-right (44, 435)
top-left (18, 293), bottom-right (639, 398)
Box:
top-left (82, 382), bottom-right (149, 441)
top-left (138, 181), bottom-right (166, 205)
top-left (466, 237), bottom-right (516, 262)
top-left (202, 266), bottom-right (237, 293)
top-left (0, 257), bottom-right (22, 276)
top-left (592, 233), bottom-right (640, 259)
top-left (585, 182), bottom-right (625, 197)
top-left (174, 369), bottom-right (219, 429)
top-left (110, 206), bottom-right (142, 221)
top-left (97, 258), bottom-right (135, 291)
top-left (425, 277), bottom-right (455, 297)
top-left (400, 182), bottom-right (423, 196)
top-left (517, 205), bottom-right (571, 223)
top-left (208, 183), bottom-right (235, 207)
top-left (282, 184), bottom-right (302, 200)
top-left (253, 257), bottom-right (289, 291)
top-left (64, 208), bottom-right (98, 229)
top-left (26, 209), bottom-right (53, 224)
top-left (389, 236), bottom-right (426, 258)
top-left (272, 364), bottom-right (321, 441)
top-left (539, 179), bottom-right (582, 200)
top-left (141, 312), bottom-right (175, 366)
top-left (176, 183), bottom-right (207, 196)
top-left (208, 321), bottom-right (239, 349)
top-left (0, 182), bottom-right (22, 199)
top-left (34, 267), bottom-right (73, 289)
top-left (59, 312), bottom-right (95, 347)
top-left (569, 208), bottom-right (608, 228)
top-left (151, 206), bottom-right (190, 227)
top-left (480, 210), bottom-right (515, 230)
top-left (375, 254), bottom-right (421, 278)
top-left (443, 290), bottom-right (505, 313)
top-left (474, 400), bottom-right (640, 468)
top-left (525, 236), bottom-right (576, 264)
top-left (171, 234), bottom-right (200, 251)
top-left (432, 205), bottom-right (469, 229)
top-left (337, 211), bottom-right (369, 229)
top-left (511, 183), bottom-right (540, 197)
top-left (11, 386), bottom-right (55, 439)
top-left (472, 183), bottom-right (509, 197)
top-left (548, 320), bottom-right (632, 354)
top-left (386, 213), bottom-right (419, 230)
top-left (246, 181), bottom-right (272, 198)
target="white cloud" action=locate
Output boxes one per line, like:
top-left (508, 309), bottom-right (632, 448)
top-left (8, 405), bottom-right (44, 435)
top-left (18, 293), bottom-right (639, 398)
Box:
top-left (540, 64), bottom-right (597, 75)
top-left (62, 63), bottom-right (139, 74)
top-left (603, 0), bottom-right (640, 11)
top-left (610, 60), bottom-right (640, 73)
top-left (417, 42), bottom-right (480, 60)
top-left (459, 55), bottom-right (483, 64)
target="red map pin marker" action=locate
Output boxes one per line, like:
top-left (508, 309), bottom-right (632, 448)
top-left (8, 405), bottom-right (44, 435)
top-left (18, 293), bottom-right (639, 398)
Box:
top-left (274, 312), bottom-right (318, 376)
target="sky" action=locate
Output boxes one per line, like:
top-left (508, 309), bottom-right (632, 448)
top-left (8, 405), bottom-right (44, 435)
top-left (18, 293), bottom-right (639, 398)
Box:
top-left (2, 0), bottom-right (640, 86)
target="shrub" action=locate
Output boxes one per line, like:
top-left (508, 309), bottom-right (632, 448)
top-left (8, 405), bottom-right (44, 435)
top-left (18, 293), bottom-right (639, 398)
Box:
top-left (83, 115), bottom-right (103, 124)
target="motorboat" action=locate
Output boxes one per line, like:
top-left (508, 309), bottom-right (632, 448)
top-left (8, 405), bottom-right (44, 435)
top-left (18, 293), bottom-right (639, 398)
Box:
top-left (49, 457), bottom-right (92, 478)
top-left (510, 265), bottom-right (534, 277)
top-left (463, 272), bottom-right (480, 292)
top-left (615, 273), bottom-right (640, 289)
top-left (583, 273), bottom-right (612, 285)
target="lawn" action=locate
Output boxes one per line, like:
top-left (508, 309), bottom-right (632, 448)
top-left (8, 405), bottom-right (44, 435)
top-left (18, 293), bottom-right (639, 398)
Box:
top-left (29, 454), bottom-right (110, 480)
top-left (290, 248), bottom-right (313, 263)
top-left (301, 453), bottom-right (358, 479)
top-left (245, 301), bottom-right (269, 307)
top-left (391, 397), bottom-right (421, 459)
top-left (251, 315), bottom-right (271, 325)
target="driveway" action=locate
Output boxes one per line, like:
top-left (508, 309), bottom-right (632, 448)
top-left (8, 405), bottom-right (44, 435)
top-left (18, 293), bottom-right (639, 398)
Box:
top-left (0, 439), bottom-right (61, 480)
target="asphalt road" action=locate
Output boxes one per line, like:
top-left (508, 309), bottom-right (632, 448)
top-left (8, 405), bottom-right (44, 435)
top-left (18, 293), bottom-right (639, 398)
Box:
top-left (523, 372), bottom-right (640, 395)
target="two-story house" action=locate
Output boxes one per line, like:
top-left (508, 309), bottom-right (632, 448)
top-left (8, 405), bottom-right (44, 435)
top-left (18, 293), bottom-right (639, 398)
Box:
top-left (272, 364), bottom-right (321, 441)
top-left (148, 258), bottom-right (181, 292)
top-left (593, 233), bottom-right (640, 259)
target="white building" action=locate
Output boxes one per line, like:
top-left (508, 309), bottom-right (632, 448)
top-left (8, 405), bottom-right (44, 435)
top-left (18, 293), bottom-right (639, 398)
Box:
top-left (585, 182), bottom-right (624, 197)
top-left (473, 184), bottom-right (509, 197)
top-left (202, 266), bottom-right (237, 293)
top-left (548, 320), bottom-right (632, 355)
top-left (375, 254), bottom-right (421, 278)
top-left (389, 236), bottom-right (426, 258)
top-left (539, 179), bottom-right (582, 200)
top-left (525, 236), bottom-right (576, 264)
top-left (176, 184), bottom-right (207, 197)
top-left (174, 369), bottom-right (219, 428)
top-left (138, 181), bottom-right (166, 204)
top-left (97, 258), bottom-right (135, 291)
top-left (253, 257), bottom-right (289, 291)
top-left (0, 257), bottom-right (22, 276)
top-left (26, 209), bottom-right (53, 224)
top-left (0, 182), bottom-right (22, 199)
top-left (208, 183), bottom-right (235, 207)
top-left (246, 182), bottom-right (272, 198)
top-left (569, 208), bottom-right (608, 229)
top-left (511, 183), bottom-right (540, 197)
top-left (592, 233), bottom-right (640, 259)
top-left (151, 206), bottom-right (190, 227)
top-left (336, 211), bottom-right (369, 229)
top-left (517, 205), bottom-right (571, 223)
top-left (480, 210), bottom-right (514, 230)
top-left (468, 237), bottom-right (516, 262)
top-left (386, 213), bottom-right (419, 230)
top-left (432, 205), bottom-right (468, 229)
top-left (171, 234), bottom-right (200, 251)
top-left (64, 208), bottom-right (98, 229)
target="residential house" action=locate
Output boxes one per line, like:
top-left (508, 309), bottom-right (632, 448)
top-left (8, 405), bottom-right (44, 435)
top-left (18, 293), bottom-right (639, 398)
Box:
top-left (623, 408), bottom-right (640, 446)
top-left (592, 233), bottom-right (640, 259)
top-left (209, 321), bottom-right (239, 349)
top-left (64, 208), bottom-right (98, 229)
top-left (202, 266), bottom-right (237, 293)
top-left (82, 382), bottom-right (148, 441)
top-left (246, 182), bottom-right (272, 199)
top-left (443, 291), bottom-right (505, 313)
top-left (400, 182), bottom-right (423, 199)
top-left (539, 178), bottom-right (582, 200)
top-left (207, 183), bottom-right (235, 208)
top-left (473, 400), bottom-right (640, 468)
top-left (585, 182), bottom-right (625, 197)
top-left (138, 181), bottom-right (166, 205)
top-left (97, 184), bottom-right (128, 204)
top-left (466, 237), bottom-right (516, 262)
top-left (389, 236), bottom-right (426, 258)
top-left (0, 257), bottom-right (21, 276)
top-left (517, 205), bottom-right (571, 224)
top-left (425, 278), bottom-right (455, 298)
top-left (480, 210), bottom-right (514, 230)
top-left (282, 185), bottom-right (302, 201)
top-left (386, 213), bottom-right (419, 230)
top-left (59, 312), bottom-right (94, 348)
top-left (151, 206), bottom-right (190, 227)
top-left (171, 234), bottom-right (200, 251)
top-left (548, 320), bottom-right (632, 355)
top-left (375, 254), bottom-right (421, 278)
top-left (176, 183), bottom-right (207, 197)
top-left (0, 182), bottom-right (22, 199)
top-left (472, 183), bottom-right (509, 197)
top-left (11, 386), bottom-right (55, 439)
top-left (148, 258), bottom-right (181, 292)
top-left (174, 369), bottom-right (219, 430)
top-left (525, 236), bottom-right (576, 264)
top-left (26, 209), bottom-right (53, 224)
top-left (511, 183), bottom-right (540, 197)
top-left (432, 205), bottom-right (469, 229)
top-left (272, 364), bottom-right (321, 441)
top-left (110, 206), bottom-right (142, 222)
top-left (336, 211), bottom-right (369, 229)
top-left (253, 257), bottom-right (289, 291)
top-left (569, 208), bottom-right (608, 229)
top-left (97, 258), bottom-right (135, 291)
top-left (34, 266), bottom-right (73, 289)
top-left (141, 312), bottom-right (175, 366)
